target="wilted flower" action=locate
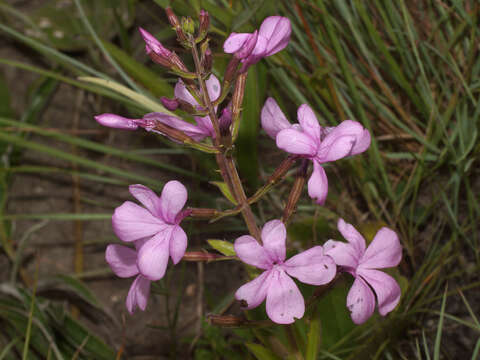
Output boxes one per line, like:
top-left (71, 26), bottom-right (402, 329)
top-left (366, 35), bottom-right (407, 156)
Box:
top-left (324, 219), bottom-right (402, 324)
top-left (112, 182), bottom-right (189, 281)
top-left (235, 220), bottom-right (336, 324)
top-left (261, 98), bottom-right (371, 205)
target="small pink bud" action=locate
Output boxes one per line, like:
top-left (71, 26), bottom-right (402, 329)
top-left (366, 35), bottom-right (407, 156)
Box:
top-left (161, 97), bottom-right (179, 111)
top-left (94, 114), bottom-right (139, 130)
top-left (139, 27), bottom-right (171, 57)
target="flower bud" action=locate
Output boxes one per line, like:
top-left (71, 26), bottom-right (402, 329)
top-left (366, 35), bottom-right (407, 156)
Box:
top-left (219, 107), bottom-right (232, 136)
top-left (94, 114), bottom-right (139, 130)
top-left (160, 97), bottom-right (179, 111)
top-left (197, 10), bottom-right (209, 42)
top-left (166, 7), bottom-right (188, 43)
top-left (138, 28), bottom-right (174, 68)
top-left (201, 45), bottom-right (212, 73)
top-left (181, 16), bottom-right (195, 36)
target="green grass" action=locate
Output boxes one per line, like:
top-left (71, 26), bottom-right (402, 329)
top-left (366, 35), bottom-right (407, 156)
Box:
top-left (0, 0), bottom-right (478, 359)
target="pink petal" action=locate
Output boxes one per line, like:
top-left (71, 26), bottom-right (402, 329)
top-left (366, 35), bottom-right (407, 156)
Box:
top-left (266, 269), bottom-right (304, 324)
top-left (332, 120), bottom-right (371, 155)
top-left (159, 180), bottom-right (188, 224)
top-left (126, 274), bottom-right (151, 314)
top-left (351, 129), bottom-right (371, 155)
top-left (261, 219), bottom-right (286, 263)
top-left (337, 218), bottom-right (366, 257)
top-left (359, 227), bottom-right (402, 269)
top-left (323, 240), bottom-right (359, 269)
top-left (143, 113), bottom-right (209, 142)
top-left (205, 74), bottom-right (221, 102)
top-left (243, 35), bottom-right (268, 66)
top-left (112, 201), bottom-right (165, 242)
top-left (137, 228), bottom-right (172, 280)
top-left (358, 269), bottom-right (401, 316)
top-left (105, 244), bottom-right (139, 278)
top-left (223, 32), bottom-right (251, 53)
top-left (94, 114), bottom-right (139, 130)
top-left (234, 235), bottom-right (272, 269)
top-left (317, 120), bottom-right (370, 162)
top-left (316, 135), bottom-right (356, 162)
top-left (128, 184), bottom-right (161, 217)
top-left (261, 97), bottom-right (291, 139)
top-left (258, 16), bottom-right (292, 56)
top-left (283, 246), bottom-right (336, 285)
top-left (169, 225), bottom-right (187, 264)
top-left (346, 276), bottom-right (376, 324)
top-left (297, 104), bottom-right (321, 143)
top-left (195, 116), bottom-right (215, 138)
top-left (174, 79), bottom-right (198, 106)
top-left (235, 270), bottom-right (272, 309)
top-left (307, 161), bottom-right (328, 205)
top-left (276, 128), bottom-right (318, 156)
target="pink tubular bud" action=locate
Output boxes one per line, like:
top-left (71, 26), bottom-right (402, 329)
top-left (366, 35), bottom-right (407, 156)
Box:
top-left (160, 97), bottom-right (179, 111)
top-left (94, 114), bottom-right (139, 130)
top-left (139, 27), bottom-right (171, 57)
top-left (197, 10), bottom-right (209, 41)
top-left (219, 107), bottom-right (232, 135)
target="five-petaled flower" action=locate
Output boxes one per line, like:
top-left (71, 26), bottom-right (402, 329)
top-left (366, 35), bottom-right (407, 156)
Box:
top-left (261, 98), bottom-right (371, 205)
top-left (112, 181), bottom-right (189, 281)
top-left (234, 220), bottom-right (336, 324)
top-left (324, 219), bottom-right (402, 324)
top-left (224, 16), bottom-right (291, 70)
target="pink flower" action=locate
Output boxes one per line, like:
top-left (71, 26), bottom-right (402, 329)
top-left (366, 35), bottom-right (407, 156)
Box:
top-left (112, 182), bottom-right (189, 281)
top-left (324, 219), bottom-right (402, 324)
top-left (261, 98), bottom-right (371, 205)
top-left (224, 16), bottom-right (291, 69)
top-left (234, 220), bottom-right (336, 324)
top-left (105, 244), bottom-right (151, 314)
top-left (153, 74), bottom-right (222, 140)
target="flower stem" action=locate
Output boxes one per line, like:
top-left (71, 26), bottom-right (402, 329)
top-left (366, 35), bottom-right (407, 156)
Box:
top-left (190, 38), bottom-right (261, 242)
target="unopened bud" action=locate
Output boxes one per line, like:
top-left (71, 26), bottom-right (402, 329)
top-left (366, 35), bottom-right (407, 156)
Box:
top-left (197, 10), bottom-right (209, 42)
top-left (94, 114), bottom-right (139, 130)
top-left (139, 27), bottom-right (173, 68)
top-left (181, 17), bottom-right (195, 36)
top-left (201, 46), bottom-right (213, 73)
top-left (219, 107), bottom-right (232, 136)
top-left (166, 7), bottom-right (188, 43)
top-left (160, 97), bottom-right (179, 111)
top-left (224, 57), bottom-right (240, 84)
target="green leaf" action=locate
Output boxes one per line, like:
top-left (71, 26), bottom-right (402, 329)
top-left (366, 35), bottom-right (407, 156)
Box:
top-left (78, 76), bottom-right (174, 114)
top-left (306, 316), bottom-right (320, 360)
top-left (209, 181), bottom-right (237, 204)
top-left (245, 343), bottom-right (282, 360)
top-left (207, 239), bottom-right (236, 256)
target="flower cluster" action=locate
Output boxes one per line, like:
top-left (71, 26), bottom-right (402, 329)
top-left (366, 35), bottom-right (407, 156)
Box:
top-left (105, 182), bottom-right (189, 313)
top-left (98, 8), bottom-right (403, 327)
